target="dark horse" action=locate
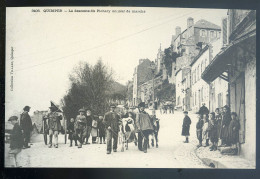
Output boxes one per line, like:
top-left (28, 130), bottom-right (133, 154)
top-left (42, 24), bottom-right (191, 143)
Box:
top-left (149, 115), bottom-right (160, 148)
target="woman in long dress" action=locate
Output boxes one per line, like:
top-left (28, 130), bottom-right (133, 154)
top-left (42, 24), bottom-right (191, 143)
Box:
top-left (91, 117), bottom-right (98, 144)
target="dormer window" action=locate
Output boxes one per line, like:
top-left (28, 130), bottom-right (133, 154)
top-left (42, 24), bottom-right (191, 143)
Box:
top-left (210, 31), bottom-right (215, 38)
top-left (200, 29), bottom-right (206, 37)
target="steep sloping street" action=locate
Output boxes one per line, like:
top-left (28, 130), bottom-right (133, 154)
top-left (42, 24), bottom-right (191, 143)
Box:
top-left (5, 111), bottom-right (207, 168)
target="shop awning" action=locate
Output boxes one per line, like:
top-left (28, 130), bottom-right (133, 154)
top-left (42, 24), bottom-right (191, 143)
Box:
top-left (202, 10), bottom-right (256, 84)
top-left (202, 30), bottom-right (256, 84)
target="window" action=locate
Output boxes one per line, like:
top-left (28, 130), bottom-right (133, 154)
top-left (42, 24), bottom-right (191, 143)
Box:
top-left (216, 31), bottom-right (219, 38)
top-left (201, 63), bottom-right (204, 74)
top-left (195, 92), bottom-right (197, 105)
top-left (218, 93), bottom-right (223, 108)
top-left (201, 29), bottom-right (206, 37)
top-left (197, 66), bottom-right (200, 80)
top-left (195, 69), bottom-right (197, 82)
top-left (210, 31), bottom-right (214, 38)
top-left (201, 87), bottom-right (203, 102)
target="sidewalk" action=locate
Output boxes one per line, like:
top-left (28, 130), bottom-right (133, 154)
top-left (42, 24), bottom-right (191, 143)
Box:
top-left (195, 145), bottom-right (255, 169)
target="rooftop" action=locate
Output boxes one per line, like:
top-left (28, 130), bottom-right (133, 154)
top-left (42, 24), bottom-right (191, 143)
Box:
top-left (194, 19), bottom-right (221, 30)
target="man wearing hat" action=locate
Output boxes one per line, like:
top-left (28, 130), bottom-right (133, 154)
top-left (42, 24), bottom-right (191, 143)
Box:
top-left (182, 111), bottom-right (191, 143)
top-left (198, 103), bottom-right (209, 116)
top-left (103, 104), bottom-right (120, 154)
top-left (20, 106), bottom-right (33, 149)
top-left (8, 116), bottom-right (24, 167)
top-left (135, 102), bottom-right (154, 153)
top-left (75, 108), bottom-right (87, 148)
top-left (47, 105), bottom-right (62, 148)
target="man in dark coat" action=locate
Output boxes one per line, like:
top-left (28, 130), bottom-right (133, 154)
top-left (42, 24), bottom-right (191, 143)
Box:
top-left (47, 106), bottom-right (62, 148)
top-left (220, 105), bottom-right (232, 146)
top-left (103, 104), bottom-right (121, 154)
top-left (199, 103), bottom-right (209, 116)
top-left (83, 109), bottom-right (93, 145)
top-left (182, 111), bottom-right (191, 143)
top-left (20, 106), bottom-right (33, 149)
top-left (8, 116), bottom-right (24, 167)
top-left (75, 109), bottom-right (87, 148)
top-left (135, 102), bottom-right (154, 153)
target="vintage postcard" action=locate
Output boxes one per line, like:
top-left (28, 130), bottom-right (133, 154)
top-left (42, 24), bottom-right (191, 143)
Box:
top-left (5, 6), bottom-right (256, 168)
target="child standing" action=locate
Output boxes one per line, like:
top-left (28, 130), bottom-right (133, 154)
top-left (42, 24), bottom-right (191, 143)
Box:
top-left (8, 116), bottom-right (24, 167)
top-left (228, 112), bottom-right (240, 149)
top-left (91, 117), bottom-right (98, 144)
top-left (68, 118), bottom-right (77, 147)
top-left (196, 113), bottom-right (204, 147)
top-left (202, 114), bottom-right (209, 147)
top-left (208, 112), bottom-right (218, 151)
top-left (98, 116), bottom-right (106, 144)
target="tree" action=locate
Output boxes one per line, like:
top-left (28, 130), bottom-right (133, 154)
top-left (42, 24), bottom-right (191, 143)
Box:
top-left (156, 79), bottom-right (175, 102)
top-left (61, 60), bottom-right (114, 119)
top-left (163, 46), bottom-right (180, 77)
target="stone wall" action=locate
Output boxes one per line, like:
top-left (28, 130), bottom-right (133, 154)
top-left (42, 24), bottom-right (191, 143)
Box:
top-left (241, 57), bottom-right (256, 164)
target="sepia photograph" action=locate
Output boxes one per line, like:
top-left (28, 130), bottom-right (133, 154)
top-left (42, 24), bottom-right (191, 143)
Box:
top-left (4, 6), bottom-right (256, 168)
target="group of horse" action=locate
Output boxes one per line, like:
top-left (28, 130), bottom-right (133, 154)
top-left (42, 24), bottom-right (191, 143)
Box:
top-left (118, 114), bottom-right (160, 152)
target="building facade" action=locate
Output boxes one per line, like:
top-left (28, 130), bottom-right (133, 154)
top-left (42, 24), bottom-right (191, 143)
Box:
top-left (202, 10), bottom-right (256, 164)
top-left (172, 18), bottom-right (221, 111)
top-left (190, 45), bottom-right (210, 112)
top-left (132, 59), bottom-right (153, 106)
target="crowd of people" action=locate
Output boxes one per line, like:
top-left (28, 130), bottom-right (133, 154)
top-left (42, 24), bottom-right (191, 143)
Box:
top-left (7, 101), bottom-right (240, 167)
top-left (181, 104), bottom-right (240, 153)
top-left (159, 102), bottom-right (174, 114)
top-left (7, 102), bottom-right (160, 166)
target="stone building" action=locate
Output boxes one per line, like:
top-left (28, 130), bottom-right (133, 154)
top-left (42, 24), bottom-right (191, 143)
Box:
top-left (181, 67), bottom-right (191, 111)
top-left (139, 76), bottom-right (163, 106)
top-left (172, 17), bottom-right (221, 72)
top-left (202, 10), bottom-right (256, 164)
top-left (172, 17), bottom-right (221, 111)
top-left (126, 80), bottom-right (133, 106)
top-left (175, 67), bottom-right (190, 111)
top-left (132, 59), bottom-right (153, 106)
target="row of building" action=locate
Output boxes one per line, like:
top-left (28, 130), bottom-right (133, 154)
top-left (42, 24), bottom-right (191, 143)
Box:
top-left (128, 9), bottom-right (256, 164)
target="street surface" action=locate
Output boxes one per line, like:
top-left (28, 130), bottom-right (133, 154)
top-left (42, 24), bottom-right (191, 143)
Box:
top-left (5, 110), bottom-right (208, 168)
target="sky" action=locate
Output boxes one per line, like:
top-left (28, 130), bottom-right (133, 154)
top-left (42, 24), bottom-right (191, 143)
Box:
top-left (5, 7), bottom-right (228, 117)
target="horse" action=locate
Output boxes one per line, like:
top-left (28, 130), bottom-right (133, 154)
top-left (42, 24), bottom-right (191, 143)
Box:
top-left (149, 115), bottom-right (160, 148)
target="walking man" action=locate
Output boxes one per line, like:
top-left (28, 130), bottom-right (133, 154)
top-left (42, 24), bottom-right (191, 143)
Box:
top-left (103, 104), bottom-right (120, 154)
top-left (135, 102), bottom-right (154, 153)
top-left (20, 106), bottom-right (33, 149)
top-left (47, 105), bottom-right (62, 148)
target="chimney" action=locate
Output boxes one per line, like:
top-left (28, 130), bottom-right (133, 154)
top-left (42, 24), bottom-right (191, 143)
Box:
top-left (175, 26), bottom-right (181, 36)
top-left (187, 17), bottom-right (194, 28)
top-left (221, 17), bottom-right (228, 47)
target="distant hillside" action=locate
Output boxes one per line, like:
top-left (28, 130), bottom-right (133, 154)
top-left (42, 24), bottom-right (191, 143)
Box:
top-left (110, 81), bottom-right (126, 93)
top-left (107, 81), bottom-right (127, 100)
